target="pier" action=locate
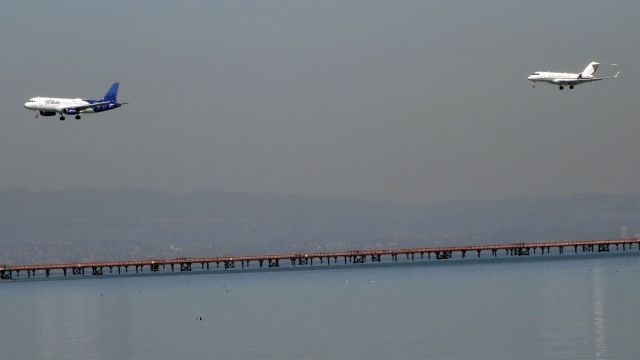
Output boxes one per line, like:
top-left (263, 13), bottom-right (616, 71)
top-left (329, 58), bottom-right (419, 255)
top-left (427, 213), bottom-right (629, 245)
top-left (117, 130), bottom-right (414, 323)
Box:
top-left (1, 238), bottom-right (638, 281)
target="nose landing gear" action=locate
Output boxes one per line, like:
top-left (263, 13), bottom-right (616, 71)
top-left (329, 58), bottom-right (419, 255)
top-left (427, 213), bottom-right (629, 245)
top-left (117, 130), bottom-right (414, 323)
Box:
top-left (75, 115), bottom-right (81, 120)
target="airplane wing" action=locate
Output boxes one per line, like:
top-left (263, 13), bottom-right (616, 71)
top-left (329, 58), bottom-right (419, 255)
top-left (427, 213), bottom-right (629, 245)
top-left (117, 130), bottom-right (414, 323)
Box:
top-left (553, 72), bottom-right (619, 86)
top-left (598, 71), bottom-right (620, 80)
top-left (62, 101), bottom-right (112, 112)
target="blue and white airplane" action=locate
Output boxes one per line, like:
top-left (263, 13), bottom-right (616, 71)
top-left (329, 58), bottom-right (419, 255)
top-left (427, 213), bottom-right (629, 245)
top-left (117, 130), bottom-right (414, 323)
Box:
top-left (24, 82), bottom-right (126, 120)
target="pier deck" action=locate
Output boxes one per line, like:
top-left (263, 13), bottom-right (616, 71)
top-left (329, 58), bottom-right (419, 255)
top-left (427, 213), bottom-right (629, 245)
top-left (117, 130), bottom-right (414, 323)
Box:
top-left (1, 238), bottom-right (638, 280)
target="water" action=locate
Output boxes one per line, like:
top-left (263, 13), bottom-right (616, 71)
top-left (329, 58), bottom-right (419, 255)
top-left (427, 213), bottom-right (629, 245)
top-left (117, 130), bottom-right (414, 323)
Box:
top-left (1, 254), bottom-right (638, 360)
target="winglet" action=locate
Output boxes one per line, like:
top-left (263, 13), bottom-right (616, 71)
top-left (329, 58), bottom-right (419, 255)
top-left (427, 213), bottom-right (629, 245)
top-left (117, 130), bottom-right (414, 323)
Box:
top-left (614, 71), bottom-right (619, 78)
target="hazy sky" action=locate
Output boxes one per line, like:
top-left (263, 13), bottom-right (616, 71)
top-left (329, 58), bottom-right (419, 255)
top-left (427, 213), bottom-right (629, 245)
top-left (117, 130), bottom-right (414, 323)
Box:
top-left (1, 0), bottom-right (638, 205)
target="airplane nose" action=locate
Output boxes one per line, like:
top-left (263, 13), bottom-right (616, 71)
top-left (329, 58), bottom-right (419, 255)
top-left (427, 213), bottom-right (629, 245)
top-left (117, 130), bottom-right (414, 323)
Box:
top-left (24, 102), bottom-right (31, 109)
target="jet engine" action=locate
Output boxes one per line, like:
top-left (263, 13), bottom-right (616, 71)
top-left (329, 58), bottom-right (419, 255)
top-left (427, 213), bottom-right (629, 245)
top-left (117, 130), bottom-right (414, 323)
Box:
top-left (39, 111), bottom-right (56, 117)
top-left (63, 108), bottom-right (79, 115)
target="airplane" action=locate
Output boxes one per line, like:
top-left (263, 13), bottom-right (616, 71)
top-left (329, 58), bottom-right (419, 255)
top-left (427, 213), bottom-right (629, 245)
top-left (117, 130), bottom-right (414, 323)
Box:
top-left (24, 82), bottom-right (126, 120)
top-left (527, 62), bottom-right (619, 90)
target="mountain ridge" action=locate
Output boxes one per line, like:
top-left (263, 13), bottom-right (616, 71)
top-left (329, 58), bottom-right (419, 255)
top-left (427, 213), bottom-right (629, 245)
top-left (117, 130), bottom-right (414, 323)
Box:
top-left (1, 189), bottom-right (638, 264)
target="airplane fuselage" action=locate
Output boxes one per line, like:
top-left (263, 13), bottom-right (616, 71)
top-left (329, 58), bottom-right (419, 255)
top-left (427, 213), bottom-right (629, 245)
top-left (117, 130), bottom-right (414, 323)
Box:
top-left (24, 97), bottom-right (120, 114)
top-left (527, 72), bottom-right (583, 83)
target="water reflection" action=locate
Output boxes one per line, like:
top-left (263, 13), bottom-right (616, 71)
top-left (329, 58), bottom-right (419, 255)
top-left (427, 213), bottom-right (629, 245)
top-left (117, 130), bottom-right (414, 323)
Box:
top-left (591, 264), bottom-right (607, 359)
top-left (27, 282), bottom-right (133, 359)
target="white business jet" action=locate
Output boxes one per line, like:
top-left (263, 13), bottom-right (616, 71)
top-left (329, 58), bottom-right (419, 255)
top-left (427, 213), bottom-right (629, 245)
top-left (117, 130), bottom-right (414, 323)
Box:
top-left (527, 62), bottom-right (619, 90)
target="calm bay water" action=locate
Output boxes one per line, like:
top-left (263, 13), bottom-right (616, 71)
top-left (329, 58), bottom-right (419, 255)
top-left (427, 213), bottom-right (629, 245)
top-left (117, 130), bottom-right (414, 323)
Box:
top-left (1, 254), bottom-right (639, 360)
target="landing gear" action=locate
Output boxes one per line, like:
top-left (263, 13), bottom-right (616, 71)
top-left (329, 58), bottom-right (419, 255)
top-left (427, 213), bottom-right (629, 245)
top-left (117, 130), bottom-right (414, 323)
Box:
top-left (59, 116), bottom-right (65, 121)
top-left (569, 85), bottom-right (574, 89)
top-left (75, 115), bottom-right (81, 120)
top-left (559, 86), bottom-right (564, 90)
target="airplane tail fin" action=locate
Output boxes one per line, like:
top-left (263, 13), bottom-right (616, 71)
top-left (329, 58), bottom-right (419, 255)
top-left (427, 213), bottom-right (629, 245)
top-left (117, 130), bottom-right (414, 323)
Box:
top-left (103, 82), bottom-right (119, 102)
top-left (580, 62), bottom-right (599, 78)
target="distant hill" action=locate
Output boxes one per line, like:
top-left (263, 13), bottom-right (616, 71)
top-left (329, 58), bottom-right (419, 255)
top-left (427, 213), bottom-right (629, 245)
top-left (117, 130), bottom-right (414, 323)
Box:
top-left (1, 189), bottom-right (638, 264)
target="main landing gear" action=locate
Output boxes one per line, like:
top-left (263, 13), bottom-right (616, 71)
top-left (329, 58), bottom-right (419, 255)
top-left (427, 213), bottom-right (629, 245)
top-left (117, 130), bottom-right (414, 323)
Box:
top-left (569, 85), bottom-right (574, 89)
top-left (59, 115), bottom-right (80, 120)
top-left (559, 86), bottom-right (564, 90)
